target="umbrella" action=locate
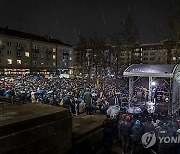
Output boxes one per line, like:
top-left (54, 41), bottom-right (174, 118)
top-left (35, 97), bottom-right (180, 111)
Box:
top-left (127, 107), bottom-right (142, 114)
top-left (107, 105), bottom-right (120, 118)
top-left (76, 98), bottom-right (83, 103)
top-left (92, 93), bottom-right (97, 97)
top-left (3, 90), bottom-right (10, 96)
top-left (36, 89), bottom-right (45, 94)
top-left (48, 90), bottom-right (53, 94)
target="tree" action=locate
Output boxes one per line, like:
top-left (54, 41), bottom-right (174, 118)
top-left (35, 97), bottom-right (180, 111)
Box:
top-left (75, 35), bottom-right (89, 76)
top-left (110, 14), bottom-right (140, 75)
top-left (88, 32), bottom-right (105, 77)
top-left (165, 0), bottom-right (180, 64)
top-left (121, 15), bottom-right (140, 45)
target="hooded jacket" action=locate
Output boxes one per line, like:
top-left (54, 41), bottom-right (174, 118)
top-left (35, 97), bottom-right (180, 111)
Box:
top-left (120, 121), bottom-right (132, 136)
top-left (132, 124), bottom-right (144, 141)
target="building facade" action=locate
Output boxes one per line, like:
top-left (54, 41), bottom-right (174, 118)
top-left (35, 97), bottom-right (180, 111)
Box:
top-left (141, 42), bottom-right (168, 64)
top-left (74, 40), bottom-right (180, 76)
top-left (0, 27), bottom-right (73, 75)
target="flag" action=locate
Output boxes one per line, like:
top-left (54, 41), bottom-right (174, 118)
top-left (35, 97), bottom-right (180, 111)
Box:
top-left (59, 99), bottom-right (63, 106)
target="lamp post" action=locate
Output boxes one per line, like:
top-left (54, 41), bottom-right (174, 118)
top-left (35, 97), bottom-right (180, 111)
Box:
top-left (148, 77), bottom-right (153, 102)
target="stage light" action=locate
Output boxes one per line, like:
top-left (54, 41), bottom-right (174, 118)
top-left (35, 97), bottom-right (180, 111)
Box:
top-left (151, 81), bottom-right (156, 86)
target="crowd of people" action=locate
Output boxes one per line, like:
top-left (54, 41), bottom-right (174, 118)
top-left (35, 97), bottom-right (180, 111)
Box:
top-left (0, 74), bottom-right (179, 154)
top-left (0, 75), bottom-right (130, 115)
top-left (103, 108), bottom-right (180, 154)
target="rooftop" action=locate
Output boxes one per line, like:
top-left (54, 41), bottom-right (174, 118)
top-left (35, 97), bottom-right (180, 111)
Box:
top-left (0, 27), bottom-right (71, 47)
top-left (123, 64), bottom-right (178, 78)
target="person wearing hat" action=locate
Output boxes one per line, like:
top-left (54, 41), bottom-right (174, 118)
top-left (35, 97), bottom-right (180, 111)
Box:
top-left (119, 115), bottom-right (132, 154)
top-left (131, 120), bottom-right (144, 154)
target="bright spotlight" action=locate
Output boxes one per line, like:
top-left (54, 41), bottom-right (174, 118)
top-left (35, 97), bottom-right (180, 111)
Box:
top-left (151, 81), bottom-right (156, 86)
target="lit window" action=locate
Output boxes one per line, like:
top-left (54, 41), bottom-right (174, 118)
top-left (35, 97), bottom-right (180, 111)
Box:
top-left (53, 62), bottom-right (56, 66)
top-left (53, 48), bottom-right (56, 52)
top-left (53, 55), bottom-right (56, 59)
top-left (17, 60), bottom-right (21, 64)
top-left (7, 59), bottom-right (12, 64)
top-left (69, 69), bottom-right (73, 75)
top-left (69, 57), bottom-right (72, 60)
top-left (41, 61), bottom-right (44, 65)
top-left (134, 53), bottom-right (140, 56)
top-left (25, 52), bottom-right (30, 57)
top-left (173, 57), bottom-right (176, 61)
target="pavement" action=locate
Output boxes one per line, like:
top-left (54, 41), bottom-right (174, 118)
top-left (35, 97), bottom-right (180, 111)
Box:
top-left (72, 113), bottom-right (106, 142)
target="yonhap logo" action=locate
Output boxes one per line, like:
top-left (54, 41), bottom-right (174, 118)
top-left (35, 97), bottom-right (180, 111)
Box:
top-left (142, 131), bottom-right (180, 148)
top-left (141, 131), bottom-right (156, 148)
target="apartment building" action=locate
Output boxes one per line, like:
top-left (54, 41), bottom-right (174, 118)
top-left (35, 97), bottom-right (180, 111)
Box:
top-left (141, 42), bottom-right (168, 64)
top-left (74, 44), bottom-right (143, 75)
top-left (74, 40), bottom-right (180, 75)
top-left (57, 45), bottom-right (75, 75)
top-left (170, 43), bottom-right (180, 64)
top-left (0, 27), bottom-right (73, 75)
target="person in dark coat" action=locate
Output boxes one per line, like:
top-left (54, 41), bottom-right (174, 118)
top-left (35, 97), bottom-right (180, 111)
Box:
top-left (84, 88), bottom-right (92, 115)
top-left (103, 115), bottom-right (114, 151)
top-left (131, 120), bottom-right (144, 154)
top-left (119, 115), bottom-right (132, 154)
top-left (158, 132), bottom-right (170, 154)
top-left (142, 118), bottom-right (155, 154)
top-left (143, 118), bottom-right (155, 133)
top-left (63, 95), bottom-right (72, 115)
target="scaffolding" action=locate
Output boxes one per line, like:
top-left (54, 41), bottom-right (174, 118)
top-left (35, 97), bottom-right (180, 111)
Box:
top-left (123, 64), bottom-right (180, 115)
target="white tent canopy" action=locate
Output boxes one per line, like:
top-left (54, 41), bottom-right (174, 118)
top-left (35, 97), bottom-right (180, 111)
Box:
top-left (123, 64), bottom-right (178, 78)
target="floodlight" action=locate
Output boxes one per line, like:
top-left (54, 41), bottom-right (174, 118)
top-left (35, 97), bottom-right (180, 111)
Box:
top-left (151, 81), bottom-right (156, 86)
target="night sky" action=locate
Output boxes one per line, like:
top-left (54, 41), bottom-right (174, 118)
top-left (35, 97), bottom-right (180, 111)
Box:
top-left (0, 0), bottom-right (177, 45)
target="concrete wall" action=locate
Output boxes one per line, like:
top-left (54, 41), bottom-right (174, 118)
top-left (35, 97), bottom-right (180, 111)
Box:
top-left (0, 104), bottom-right (72, 154)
